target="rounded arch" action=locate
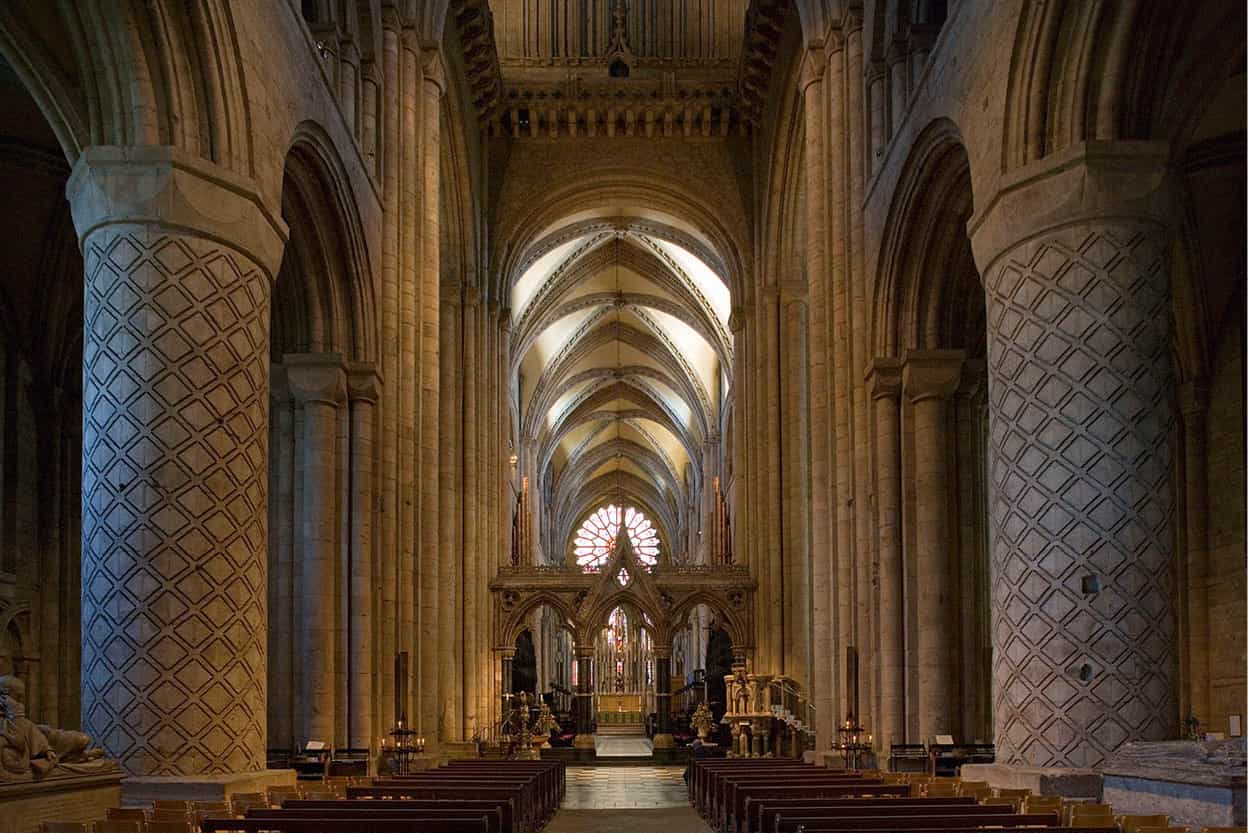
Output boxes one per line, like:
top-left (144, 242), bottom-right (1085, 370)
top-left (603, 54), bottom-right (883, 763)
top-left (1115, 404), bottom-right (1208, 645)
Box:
top-left (1001, 0), bottom-right (1245, 172)
top-left (873, 118), bottom-right (980, 357)
top-left (0, 1), bottom-right (255, 175)
top-left (274, 123), bottom-right (377, 362)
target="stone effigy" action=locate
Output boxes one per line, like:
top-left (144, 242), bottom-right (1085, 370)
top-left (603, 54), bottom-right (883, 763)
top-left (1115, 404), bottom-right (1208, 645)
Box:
top-left (0, 676), bottom-right (113, 782)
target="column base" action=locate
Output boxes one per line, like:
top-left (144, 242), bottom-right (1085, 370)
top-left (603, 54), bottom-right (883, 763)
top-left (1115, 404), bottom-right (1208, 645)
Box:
top-left (652, 733), bottom-right (674, 750)
top-left (573, 733), bottom-right (596, 750)
top-left (122, 769), bottom-right (296, 805)
top-left (959, 764), bottom-right (1103, 800)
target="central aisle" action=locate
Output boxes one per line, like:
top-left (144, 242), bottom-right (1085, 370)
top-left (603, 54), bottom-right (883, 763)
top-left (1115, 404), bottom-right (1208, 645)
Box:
top-left (546, 766), bottom-right (711, 832)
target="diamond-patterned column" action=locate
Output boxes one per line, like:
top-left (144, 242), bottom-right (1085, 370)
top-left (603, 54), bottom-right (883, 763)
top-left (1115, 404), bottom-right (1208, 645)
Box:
top-left (68, 147), bottom-right (287, 776)
top-left (970, 142), bottom-right (1177, 769)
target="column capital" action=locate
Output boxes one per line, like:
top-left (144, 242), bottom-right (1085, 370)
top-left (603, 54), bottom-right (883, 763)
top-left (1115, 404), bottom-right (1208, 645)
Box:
top-left (968, 141), bottom-right (1175, 277)
top-left (902, 349), bottom-right (965, 403)
top-left (66, 146), bottom-right (288, 282)
top-left (866, 357), bottom-right (903, 400)
top-left (284, 353), bottom-right (347, 405)
top-left (347, 361), bottom-right (383, 403)
top-left (728, 305), bottom-right (749, 333)
top-left (573, 644), bottom-right (595, 660)
top-left (651, 644), bottom-right (672, 659)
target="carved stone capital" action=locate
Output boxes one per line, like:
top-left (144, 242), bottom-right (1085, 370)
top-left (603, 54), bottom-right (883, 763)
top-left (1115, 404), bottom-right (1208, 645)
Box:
top-left (968, 141), bottom-right (1175, 277)
top-left (902, 349), bottom-right (965, 403)
top-left (66, 146), bottom-right (289, 282)
top-left (347, 362), bottom-right (383, 403)
top-left (284, 353), bottom-right (348, 406)
top-left (728, 305), bottom-right (748, 333)
top-left (866, 357), bottom-right (903, 400)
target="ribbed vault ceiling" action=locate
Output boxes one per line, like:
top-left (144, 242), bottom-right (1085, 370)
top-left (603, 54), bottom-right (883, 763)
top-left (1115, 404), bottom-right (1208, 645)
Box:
top-left (511, 220), bottom-right (732, 563)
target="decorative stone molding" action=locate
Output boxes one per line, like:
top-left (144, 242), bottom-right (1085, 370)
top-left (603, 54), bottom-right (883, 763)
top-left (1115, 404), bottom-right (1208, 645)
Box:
top-left (902, 349), bottom-right (965, 402)
top-left (71, 150), bottom-right (280, 775)
top-left (450, 0), bottom-right (502, 117)
top-left (66, 146), bottom-right (287, 282)
top-left (866, 357), bottom-right (903, 400)
top-left (347, 362), bottom-right (382, 404)
top-left (284, 354), bottom-right (348, 406)
top-left (971, 143), bottom-right (1177, 769)
top-left (738, 0), bottom-right (789, 122)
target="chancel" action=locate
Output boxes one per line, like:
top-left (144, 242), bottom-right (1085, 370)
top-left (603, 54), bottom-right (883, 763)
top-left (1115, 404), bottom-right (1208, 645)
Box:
top-left (0, 0), bottom-right (1241, 831)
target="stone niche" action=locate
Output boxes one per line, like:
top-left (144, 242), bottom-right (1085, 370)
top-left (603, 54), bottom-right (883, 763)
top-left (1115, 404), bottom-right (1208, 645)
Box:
top-left (0, 768), bottom-right (123, 832)
top-left (1101, 739), bottom-right (1247, 830)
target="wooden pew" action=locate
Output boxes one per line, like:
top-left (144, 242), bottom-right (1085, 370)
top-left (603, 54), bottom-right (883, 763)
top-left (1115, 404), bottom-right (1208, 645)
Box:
top-left (693, 761), bottom-right (851, 821)
top-left (200, 815), bottom-right (488, 832)
top-left (723, 777), bottom-right (889, 830)
top-left (691, 758), bottom-right (830, 808)
top-left (286, 798), bottom-right (513, 832)
top-left (370, 776), bottom-right (549, 824)
top-left (746, 796), bottom-right (977, 833)
top-left (774, 811), bottom-right (1061, 832)
top-left (347, 784), bottom-right (533, 830)
top-left (756, 803), bottom-right (1017, 832)
top-left (248, 806), bottom-right (503, 832)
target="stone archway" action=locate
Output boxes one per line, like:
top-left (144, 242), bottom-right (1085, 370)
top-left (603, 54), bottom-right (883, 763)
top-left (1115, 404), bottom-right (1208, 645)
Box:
top-left (490, 529), bottom-right (754, 755)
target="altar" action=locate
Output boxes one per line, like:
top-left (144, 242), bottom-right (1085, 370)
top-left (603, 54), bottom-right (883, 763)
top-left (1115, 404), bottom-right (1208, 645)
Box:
top-left (599, 693), bottom-right (641, 712)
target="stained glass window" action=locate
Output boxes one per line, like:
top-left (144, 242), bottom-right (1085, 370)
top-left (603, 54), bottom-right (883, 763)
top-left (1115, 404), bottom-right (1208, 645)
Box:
top-left (572, 504), bottom-right (660, 571)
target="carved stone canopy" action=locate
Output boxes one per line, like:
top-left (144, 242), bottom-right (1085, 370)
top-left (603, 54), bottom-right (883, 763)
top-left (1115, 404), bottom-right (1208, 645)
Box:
top-left (490, 527), bottom-right (754, 651)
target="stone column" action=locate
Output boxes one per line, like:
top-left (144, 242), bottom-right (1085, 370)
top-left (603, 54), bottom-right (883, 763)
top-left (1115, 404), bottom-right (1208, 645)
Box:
top-left (968, 142), bottom-right (1177, 769)
top-left (653, 647), bottom-right (674, 749)
top-left (573, 645), bottom-right (595, 750)
top-left (954, 361), bottom-right (986, 741)
top-left (1179, 381), bottom-right (1210, 724)
top-left (347, 363), bottom-right (380, 749)
top-left (903, 349), bottom-right (964, 743)
top-left (70, 147), bottom-right (286, 776)
top-left (286, 353), bottom-right (347, 746)
top-left (438, 286), bottom-right (461, 741)
top-left (868, 359), bottom-right (903, 749)
top-left (418, 48), bottom-right (443, 750)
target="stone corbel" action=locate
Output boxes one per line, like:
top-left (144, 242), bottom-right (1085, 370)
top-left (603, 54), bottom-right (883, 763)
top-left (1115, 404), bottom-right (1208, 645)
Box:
top-left (347, 362), bottom-right (382, 404)
top-left (902, 349), bottom-right (965, 403)
top-left (66, 146), bottom-right (288, 282)
top-left (967, 141), bottom-right (1174, 276)
top-left (866, 357), bottom-right (903, 400)
top-left (285, 353), bottom-right (348, 406)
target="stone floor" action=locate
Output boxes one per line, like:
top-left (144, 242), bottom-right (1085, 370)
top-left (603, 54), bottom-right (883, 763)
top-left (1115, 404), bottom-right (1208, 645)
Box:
top-left (593, 734), bottom-right (655, 757)
top-left (545, 765), bottom-right (710, 832)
